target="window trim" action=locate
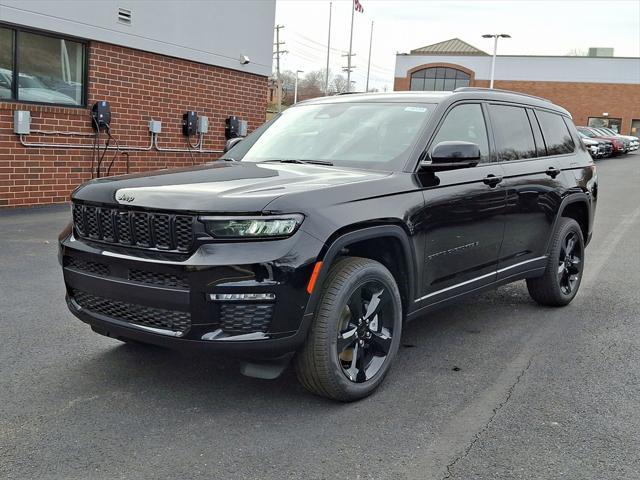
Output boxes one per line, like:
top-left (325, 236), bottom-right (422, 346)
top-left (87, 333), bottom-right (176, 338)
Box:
top-left (0, 21), bottom-right (88, 108)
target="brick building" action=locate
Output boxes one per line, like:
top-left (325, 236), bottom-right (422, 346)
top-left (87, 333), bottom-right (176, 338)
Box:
top-left (395, 38), bottom-right (640, 135)
top-left (0, 0), bottom-right (275, 207)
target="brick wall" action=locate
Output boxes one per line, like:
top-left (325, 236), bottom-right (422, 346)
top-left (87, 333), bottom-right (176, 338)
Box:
top-left (394, 75), bottom-right (640, 134)
top-left (0, 41), bottom-right (268, 207)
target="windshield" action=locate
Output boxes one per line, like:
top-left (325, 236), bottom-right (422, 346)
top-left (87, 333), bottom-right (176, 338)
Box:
top-left (228, 102), bottom-right (434, 170)
top-left (579, 128), bottom-right (596, 138)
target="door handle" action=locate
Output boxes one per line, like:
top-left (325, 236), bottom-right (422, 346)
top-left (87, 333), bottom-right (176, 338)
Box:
top-left (483, 174), bottom-right (503, 187)
top-left (545, 167), bottom-right (561, 178)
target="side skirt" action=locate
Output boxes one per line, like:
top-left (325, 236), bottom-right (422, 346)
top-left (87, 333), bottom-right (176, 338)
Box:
top-left (406, 266), bottom-right (546, 321)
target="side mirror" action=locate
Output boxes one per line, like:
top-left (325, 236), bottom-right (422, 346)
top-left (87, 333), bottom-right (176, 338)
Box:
top-left (421, 141), bottom-right (480, 171)
top-left (223, 137), bottom-right (243, 153)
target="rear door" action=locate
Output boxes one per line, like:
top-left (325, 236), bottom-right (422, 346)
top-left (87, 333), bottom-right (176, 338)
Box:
top-left (491, 104), bottom-right (573, 278)
top-left (415, 102), bottom-right (506, 305)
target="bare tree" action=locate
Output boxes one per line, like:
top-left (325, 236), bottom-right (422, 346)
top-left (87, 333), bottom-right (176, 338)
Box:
top-left (331, 74), bottom-right (349, 94)
top-left (298, 69), bottom-right (327, 99)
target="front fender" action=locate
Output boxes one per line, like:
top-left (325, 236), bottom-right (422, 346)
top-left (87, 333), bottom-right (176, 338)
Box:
top-left (302, 224), bottom-right (417, 317)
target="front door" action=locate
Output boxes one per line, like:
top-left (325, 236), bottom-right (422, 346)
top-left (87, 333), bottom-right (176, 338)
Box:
top-left (415, 102), bottom-right (506, 306)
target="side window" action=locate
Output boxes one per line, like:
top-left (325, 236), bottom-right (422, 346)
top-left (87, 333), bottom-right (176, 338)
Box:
top-left (430, 103), bottom-right (490, 162)
top-left (490, 105), bottom-right (537, 161)
top-left (536, 110), bottom-right (575, 155)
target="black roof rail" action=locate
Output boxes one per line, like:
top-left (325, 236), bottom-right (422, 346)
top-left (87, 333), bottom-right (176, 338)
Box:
top-left (453, 87), bottom-right (552, 103)
top-left (338, 91), bottom-right (366, 95)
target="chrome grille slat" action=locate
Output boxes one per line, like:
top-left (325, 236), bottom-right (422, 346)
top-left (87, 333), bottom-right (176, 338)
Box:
top-left (72, 203), bottom-right (194, 253)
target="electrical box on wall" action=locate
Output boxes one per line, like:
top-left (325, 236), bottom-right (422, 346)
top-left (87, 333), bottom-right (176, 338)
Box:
top-left (148, 120), bottom-right (162, 134)
top-left (197, 116), bottom-right (209, 134)
top-left (91, 101), bottom-right (111, 130)
top-left (225, 116), bottom-right (247, 140)
top-left (13, 110), bottom-right (31, 135)
top-left (182, 111), bottom-right (197, 136)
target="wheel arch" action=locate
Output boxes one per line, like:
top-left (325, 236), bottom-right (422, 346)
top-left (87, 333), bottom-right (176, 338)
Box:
top-left (547, 193), bottom-right (591, 252)
top-left (304, 224), bottom-right (417, 318)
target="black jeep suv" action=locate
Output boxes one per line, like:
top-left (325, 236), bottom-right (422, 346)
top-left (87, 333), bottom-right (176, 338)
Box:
top-left (60, 88), bottom-right (597, 401)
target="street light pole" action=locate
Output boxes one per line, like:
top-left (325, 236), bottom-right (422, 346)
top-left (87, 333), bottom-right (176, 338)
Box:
top-left (482, 33), bottom-right (511, 89)
top-left (294, 70), bottom-right (303, 104)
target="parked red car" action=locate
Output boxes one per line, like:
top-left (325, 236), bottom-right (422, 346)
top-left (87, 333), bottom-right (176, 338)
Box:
top-left (577, 127), bottom-right (626, 155)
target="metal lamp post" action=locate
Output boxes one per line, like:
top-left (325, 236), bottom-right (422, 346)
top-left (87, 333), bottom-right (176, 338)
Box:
top-left (482, 33), bottom-right (511, 89)
top-left (294, 70), bottom-right (304, 104)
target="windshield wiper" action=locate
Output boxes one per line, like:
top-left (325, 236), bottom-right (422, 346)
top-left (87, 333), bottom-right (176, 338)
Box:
top-left (264, 159), bottom-right (334, 166)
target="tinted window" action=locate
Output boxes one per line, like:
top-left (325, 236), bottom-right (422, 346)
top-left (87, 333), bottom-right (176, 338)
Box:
top-left (430, 103), bottom-right (490, 162)
top-left (490, 105), bottom-right (536, 161)
top-left (536, 111), bottom-right (575, 155)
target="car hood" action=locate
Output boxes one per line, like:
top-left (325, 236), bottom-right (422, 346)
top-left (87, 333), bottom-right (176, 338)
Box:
top-left (72, 161), bottom-right (391, 212)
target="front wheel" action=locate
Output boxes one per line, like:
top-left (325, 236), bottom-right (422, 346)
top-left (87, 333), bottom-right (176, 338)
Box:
top-left (527, 218), bottom-right (585, 306)
top-left (295, 257), bottom-right (403, 401)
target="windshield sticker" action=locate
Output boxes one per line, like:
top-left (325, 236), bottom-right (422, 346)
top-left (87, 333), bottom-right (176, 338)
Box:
top-left (404, 106), bottom-right (427, 113)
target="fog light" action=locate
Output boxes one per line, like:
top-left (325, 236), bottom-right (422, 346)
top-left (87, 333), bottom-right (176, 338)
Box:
top-left (209, 293), bottom-right (276, 302)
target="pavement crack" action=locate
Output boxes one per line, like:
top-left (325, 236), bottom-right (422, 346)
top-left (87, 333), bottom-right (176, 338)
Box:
top-left (441, 356), bottom-right (534, 480)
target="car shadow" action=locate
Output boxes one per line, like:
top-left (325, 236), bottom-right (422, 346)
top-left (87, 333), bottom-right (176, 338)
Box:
top-left (66, 281), bottom-right (541, 413)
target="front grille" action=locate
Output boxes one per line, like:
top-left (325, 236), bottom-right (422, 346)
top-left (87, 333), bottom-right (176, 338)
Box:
top-left (72, 203), bottom-right (194, 252)
top-left (219, 304), bottom-right (274, 334)
top-left (129, 269), bottom-right (189, 289)
top-left (65, 257), bottom-right (110, 277)
top-left (72, 289), bottom-right (190, 335)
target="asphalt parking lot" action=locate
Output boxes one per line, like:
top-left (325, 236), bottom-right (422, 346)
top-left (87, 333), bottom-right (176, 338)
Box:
top-left (1, 152), bottom-right (639, 480)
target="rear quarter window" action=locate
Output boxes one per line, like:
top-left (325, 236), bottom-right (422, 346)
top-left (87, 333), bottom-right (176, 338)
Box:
top-left (536, 110), bottom-right (575, 155)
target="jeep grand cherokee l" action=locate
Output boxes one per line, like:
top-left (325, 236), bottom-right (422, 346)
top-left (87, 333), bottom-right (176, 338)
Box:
top-left (60, 88), bottom-right (597, 401)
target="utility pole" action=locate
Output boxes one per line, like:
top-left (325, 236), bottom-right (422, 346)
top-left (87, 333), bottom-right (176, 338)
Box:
top-left (324, 2), bottom-right (332, 94)
top-left (345, 1), bottom-right (355, 92)
top-left (294, 70), bottom-right (304, 104)
top-left (342, 51), bottom-right (356, 92)
top-left (365, 21), bottom-right (373, 92)
top-left (274, 24), bottom-right (288, 111)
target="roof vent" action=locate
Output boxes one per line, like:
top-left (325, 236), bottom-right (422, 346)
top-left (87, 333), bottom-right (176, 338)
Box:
top-left (118, 7), bottom-right (132, 25)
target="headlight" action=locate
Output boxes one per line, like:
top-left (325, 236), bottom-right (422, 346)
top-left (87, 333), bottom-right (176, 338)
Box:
top-left (199, 214), bottom-right (304, 239)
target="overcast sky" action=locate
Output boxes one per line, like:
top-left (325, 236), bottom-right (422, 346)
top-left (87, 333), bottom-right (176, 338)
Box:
top-left (275, 0), bottom-right (640, 91)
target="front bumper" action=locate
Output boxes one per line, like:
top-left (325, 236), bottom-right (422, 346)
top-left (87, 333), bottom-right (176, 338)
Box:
top-left (59, 226), bottom-right (324, 359)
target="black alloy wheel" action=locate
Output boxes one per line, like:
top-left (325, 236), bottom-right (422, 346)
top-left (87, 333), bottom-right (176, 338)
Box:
top-left (295, 257), bottom-right (402, 401)
top-left (336, 281), bottom-right (394, 383)
top-left (557, 231), bottom-right (582, 295)
top-left (527, 217), bottom-right (585, 306)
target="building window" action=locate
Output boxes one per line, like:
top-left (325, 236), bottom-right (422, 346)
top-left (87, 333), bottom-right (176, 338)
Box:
top-left (588, 117), bottom-right (621, 133)
top-left (410, 67), bottom-right (470, 91)
top-left (0, 25), bottom-right (86, 106)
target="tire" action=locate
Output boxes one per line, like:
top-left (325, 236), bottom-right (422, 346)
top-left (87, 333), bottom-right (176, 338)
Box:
top-left (526, 218), bottom-right (585, 307)
top-left (294, 256), bottom-right (403, 402)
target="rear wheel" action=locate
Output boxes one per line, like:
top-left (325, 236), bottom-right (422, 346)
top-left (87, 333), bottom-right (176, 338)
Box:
top-left (527, 218), bottom-right (584, 306)
top-left (295, 257), bottom-right (402, 401)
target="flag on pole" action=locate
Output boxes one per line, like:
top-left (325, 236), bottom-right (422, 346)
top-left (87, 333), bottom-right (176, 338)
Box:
top-left (354, 0), bottom-right (364, 13)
